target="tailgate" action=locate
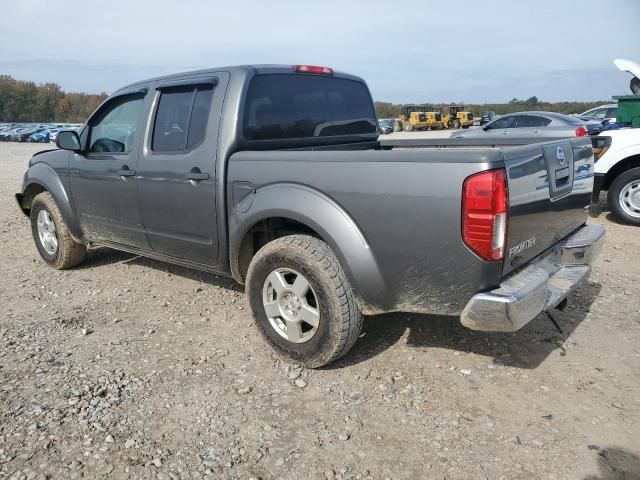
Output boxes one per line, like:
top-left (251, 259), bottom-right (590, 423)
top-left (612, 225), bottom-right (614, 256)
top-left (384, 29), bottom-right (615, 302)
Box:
top-left (501, 138), bottom-right (594, 275)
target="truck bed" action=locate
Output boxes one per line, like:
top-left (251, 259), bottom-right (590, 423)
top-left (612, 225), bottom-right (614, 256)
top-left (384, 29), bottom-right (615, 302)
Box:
top-left (227, 136), bottom-right (594, 315)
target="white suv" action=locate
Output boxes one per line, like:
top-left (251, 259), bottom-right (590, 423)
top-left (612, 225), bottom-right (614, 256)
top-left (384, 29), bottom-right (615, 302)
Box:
top-left (592, 128), bottom-right (640, 225)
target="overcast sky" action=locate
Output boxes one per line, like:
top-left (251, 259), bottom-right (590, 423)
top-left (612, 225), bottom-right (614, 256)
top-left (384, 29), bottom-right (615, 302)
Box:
top-left (1, 0), bottom-right (639, 103)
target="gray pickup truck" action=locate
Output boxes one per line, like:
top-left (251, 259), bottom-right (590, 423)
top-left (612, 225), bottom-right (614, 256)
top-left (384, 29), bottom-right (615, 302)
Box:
top-left (16, 64), bottom-right (604, 367)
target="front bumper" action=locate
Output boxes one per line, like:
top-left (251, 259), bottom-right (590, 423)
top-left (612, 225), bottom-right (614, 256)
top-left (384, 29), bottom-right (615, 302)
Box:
top-left (460, 224), bottom-right (605, 332)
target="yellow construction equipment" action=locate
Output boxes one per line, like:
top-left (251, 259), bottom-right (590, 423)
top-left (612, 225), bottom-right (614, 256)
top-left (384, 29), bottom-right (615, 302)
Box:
top-left (398, 105), bottom-right (443, 131)
top-left (443, 105), bottom-right (474, 129)
top-left (422, 105), bottom-right (444, 130)
top-left (398, 105), bottom-right (427, 131)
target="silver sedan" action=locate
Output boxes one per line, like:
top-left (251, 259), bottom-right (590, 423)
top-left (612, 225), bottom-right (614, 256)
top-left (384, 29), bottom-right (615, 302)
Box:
top-left (451, 111), bottom-right (590, 139)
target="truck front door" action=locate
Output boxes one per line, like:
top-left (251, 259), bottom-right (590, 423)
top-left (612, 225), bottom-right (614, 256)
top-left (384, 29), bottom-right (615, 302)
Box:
top-left (137, 74), bottom-right (226, 266)
top-left (69, 90), bottom-right (151, 249)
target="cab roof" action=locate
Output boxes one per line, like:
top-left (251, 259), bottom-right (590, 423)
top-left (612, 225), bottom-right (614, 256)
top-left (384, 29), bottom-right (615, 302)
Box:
top-left (114, 64), bottom-right (364, 95)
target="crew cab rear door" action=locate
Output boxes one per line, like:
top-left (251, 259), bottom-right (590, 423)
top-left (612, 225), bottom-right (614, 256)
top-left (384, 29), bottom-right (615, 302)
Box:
top-left (137, 73), bottom-right (229, 266)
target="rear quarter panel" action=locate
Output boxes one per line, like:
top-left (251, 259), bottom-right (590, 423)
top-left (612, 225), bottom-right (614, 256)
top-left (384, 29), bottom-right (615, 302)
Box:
top-left (227, 149), bottom-right (504, 315)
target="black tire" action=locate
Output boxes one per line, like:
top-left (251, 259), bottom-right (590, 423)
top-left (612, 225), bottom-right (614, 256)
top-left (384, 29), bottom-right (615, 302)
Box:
top-left (607, 167), bottom-right (640, 226)
top-left (246, 234), bottom-right (363, 368)
top-left (30, 192), bottom-right (86, 269)
top-left (453, 120), bottom-right (461, 129)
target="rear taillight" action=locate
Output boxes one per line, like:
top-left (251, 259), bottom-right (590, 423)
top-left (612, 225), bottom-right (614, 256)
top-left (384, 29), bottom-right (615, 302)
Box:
top-left (293, 65), bottom-right (334, 75)
top-left (575, 125), bottom-right (588, 137)
top-left (462, 169), bottom-right (508, 261)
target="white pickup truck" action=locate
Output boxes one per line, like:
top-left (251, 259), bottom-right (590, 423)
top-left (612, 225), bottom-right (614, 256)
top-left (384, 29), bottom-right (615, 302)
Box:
top-left (592, 128), bottom-right (640, 225)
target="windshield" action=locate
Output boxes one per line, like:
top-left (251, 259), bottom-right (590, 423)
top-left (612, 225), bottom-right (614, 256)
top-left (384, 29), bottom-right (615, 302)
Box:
top-left (243, 74), bottom-right (377, 141)
top-left (581, 108), bottom-right (607, 120)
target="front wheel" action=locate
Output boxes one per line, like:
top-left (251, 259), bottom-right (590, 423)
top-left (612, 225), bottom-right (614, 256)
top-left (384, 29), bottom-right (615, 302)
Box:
top-left (608, 167), bottom-right (640, 226)
top-left (246, 235), bottom-right (363, 368)
top-left (30, 192), bottom-right (87, 269)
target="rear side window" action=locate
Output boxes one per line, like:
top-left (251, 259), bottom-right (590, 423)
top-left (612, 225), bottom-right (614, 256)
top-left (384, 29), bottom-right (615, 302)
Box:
top-left (517, 115), bottom-right (551, 127)
top-left (188, 88), bottom-right (214, 149)
top-left (152, 85), bottom-right (213, 152)
top-left (243, 74), bottom-right (377, 141)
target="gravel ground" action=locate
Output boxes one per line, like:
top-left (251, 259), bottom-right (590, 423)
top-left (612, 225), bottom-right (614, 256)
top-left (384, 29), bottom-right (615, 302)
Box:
top-left (1, 142), bottom-right (639, 480)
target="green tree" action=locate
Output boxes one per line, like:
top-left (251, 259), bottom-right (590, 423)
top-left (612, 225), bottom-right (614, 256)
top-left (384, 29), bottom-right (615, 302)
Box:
top-left (0, 75), bottom-right (108, 123)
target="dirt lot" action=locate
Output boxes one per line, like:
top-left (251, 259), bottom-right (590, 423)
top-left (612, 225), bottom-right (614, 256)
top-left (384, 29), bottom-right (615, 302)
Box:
top-left (1, 142), bottom-right (639, 480)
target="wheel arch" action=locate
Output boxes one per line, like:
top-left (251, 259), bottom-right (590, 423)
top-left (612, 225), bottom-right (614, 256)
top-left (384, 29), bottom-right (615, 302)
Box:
top-left (229, 183), bottom-right (387, 314)
top-left (603, 154), bottom-right (640, 190)
top-left (17, 163), bottom-right (84, 242)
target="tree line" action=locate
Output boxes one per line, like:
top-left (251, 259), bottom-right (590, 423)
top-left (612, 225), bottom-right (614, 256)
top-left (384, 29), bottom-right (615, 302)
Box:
top-left (0, 75), bottom-right (108, 123)
top-left (375, 96), bottom-right (608, 119)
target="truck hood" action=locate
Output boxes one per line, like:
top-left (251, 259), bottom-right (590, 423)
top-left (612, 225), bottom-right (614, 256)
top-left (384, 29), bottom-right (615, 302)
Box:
top-left (614, 58), bottom-right (640, 79)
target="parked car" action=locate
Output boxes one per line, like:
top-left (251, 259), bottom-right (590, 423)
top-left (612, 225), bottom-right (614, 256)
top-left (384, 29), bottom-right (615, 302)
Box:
top-left (12, 127), bottom-right (47, 142)
top-left (578, 104), bottom-right (618, 124)
top-left (47, 129), bottom-right (61, 142)
top-left (378, 118), bottom-right (394, 134)
top-left (16, 64), bottom-right (603, 367)
top-left (591, 127), bottom-right (640, 225)
top-left (452, 111), bottom-right (590, 139)
top-left (1, 127), bottom-right (30, 142)
top-left (28, 129), bottom-right (51, 143)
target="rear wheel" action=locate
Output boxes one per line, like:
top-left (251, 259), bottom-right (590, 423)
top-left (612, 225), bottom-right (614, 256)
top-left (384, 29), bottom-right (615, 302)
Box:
top-left (608, 167), bottom-right (640, 226)
top-left (30, 192), bottom-right (86, 269)
top-left (453, 119), bottom-right (461, 129)
top-left (246, 234), bottom-right (363, 368)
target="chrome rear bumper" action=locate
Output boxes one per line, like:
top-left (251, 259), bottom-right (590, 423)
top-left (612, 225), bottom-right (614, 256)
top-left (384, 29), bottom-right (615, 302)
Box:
top-left (461, 224), bottom-right (605, 332)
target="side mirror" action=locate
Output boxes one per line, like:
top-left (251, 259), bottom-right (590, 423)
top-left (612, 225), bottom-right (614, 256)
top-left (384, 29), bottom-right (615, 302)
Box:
top-left (482, 124), bottom-right (490, 131)
top-left (56, 130), bottom-right (81, 152)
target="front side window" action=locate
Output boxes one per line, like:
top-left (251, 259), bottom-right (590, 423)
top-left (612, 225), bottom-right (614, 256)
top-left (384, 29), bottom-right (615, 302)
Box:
top-left (88, 94), bottom-right (145, 153)
top-left (243, 74), bottom-right (377, 141)
top-left (152, 85), bottom-right (213, 153)
top-left (488, 116), bottom-right (517, 129)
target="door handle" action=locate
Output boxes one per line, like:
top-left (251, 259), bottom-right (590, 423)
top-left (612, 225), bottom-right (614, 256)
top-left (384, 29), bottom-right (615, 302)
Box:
top-left (118, 168), bottom-right (136, 177)
top-left (185, 172), bottom-right (209, 181)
